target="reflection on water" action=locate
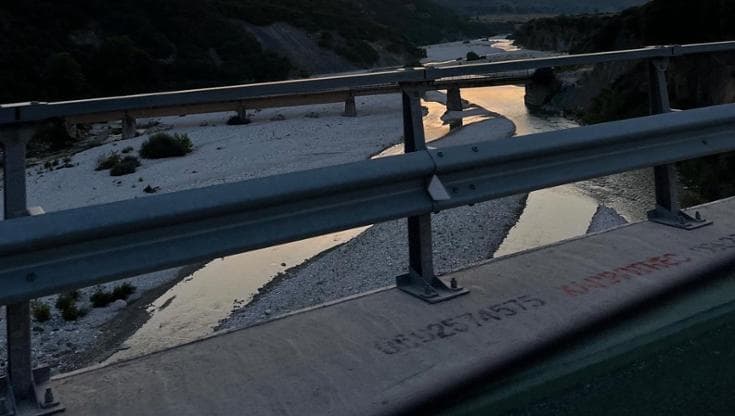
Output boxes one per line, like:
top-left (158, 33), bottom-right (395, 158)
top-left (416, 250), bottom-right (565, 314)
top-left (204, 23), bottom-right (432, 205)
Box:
top-left (494, 186), bottom-right (599, 257)
top-left (108, 97), bottom-right (472, 362)
top-left (462, 85), bottom-right (652, 255)
top-left (112, 76), bottom-right (654, 361)
top-left (108, 228), bottom-right (368, 361)
top-left (461, 86), bottom-right (578, 136)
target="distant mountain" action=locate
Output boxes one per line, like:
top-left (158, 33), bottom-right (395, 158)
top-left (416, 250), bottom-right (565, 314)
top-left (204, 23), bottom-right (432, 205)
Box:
top-left (435, 0), bottom-right (649, 16)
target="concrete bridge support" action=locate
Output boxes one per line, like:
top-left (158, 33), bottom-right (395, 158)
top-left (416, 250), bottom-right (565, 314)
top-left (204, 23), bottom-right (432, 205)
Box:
top-left (446, 85), bottom-right (463, 130)
top-left (446, 85), bottom-right (463, 112)
top-left (237, 107), bottom-right (249, 123)
top-left (64, 121), bottom-right (79, 139)
top-left (121, 114), bottom-right (137, 139)
top-left (343, 94), bottom-right (357, 117)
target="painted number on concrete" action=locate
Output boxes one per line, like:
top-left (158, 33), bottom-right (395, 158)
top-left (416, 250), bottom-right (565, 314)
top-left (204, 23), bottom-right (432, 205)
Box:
top-left (374, 295), bottom-right (546, 355)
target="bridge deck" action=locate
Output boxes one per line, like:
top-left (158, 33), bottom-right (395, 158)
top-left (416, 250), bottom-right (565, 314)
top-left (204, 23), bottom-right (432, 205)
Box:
top-left (52, 198), bottom-right (735, 415)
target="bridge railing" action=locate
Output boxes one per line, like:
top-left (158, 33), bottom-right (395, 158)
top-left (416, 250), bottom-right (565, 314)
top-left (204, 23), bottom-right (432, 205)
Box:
top-left (1, 40), bottom-right (735, 414)
top-left (1, 41), bottom-right (733, 129)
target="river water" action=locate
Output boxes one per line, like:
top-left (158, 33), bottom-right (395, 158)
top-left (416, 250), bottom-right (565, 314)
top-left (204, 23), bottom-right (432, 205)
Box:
top-left (109, 41), bottom-right (653, 361)
top-left (106, 101), bottom-right (459, 361)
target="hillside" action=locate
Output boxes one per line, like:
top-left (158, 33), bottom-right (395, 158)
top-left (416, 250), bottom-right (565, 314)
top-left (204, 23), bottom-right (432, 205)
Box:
top-left (514, 0), bottom-right (735, 202)
top-left (514, 0), bottom-right (735, 119)
top-left (0, 0), bottom-right (488, 103)
top-left (435, 0), bottom-right (648, 16)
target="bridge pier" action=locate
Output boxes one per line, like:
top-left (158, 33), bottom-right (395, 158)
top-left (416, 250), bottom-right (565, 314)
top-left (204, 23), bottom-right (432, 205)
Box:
top-left (237, 107), bottom-right (249, 122)
top-left (343, 94), bottom-right (357, 117)
top-left (121, 114), bottom-right (137, 139)
top-left (446, 85), bottom-right (463, 130)
top-left (64, 121), bottom-right (79, 139)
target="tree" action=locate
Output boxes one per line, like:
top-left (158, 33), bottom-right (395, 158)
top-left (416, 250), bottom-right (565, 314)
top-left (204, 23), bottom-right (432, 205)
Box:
top-left (42, 52), bottom-right (89, 100)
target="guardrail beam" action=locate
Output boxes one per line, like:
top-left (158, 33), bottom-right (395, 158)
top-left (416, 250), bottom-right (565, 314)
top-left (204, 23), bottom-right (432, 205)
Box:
top-left (1, 106), bottom-right (735, 306)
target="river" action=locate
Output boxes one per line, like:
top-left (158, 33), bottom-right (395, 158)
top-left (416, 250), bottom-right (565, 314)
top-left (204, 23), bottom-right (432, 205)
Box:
top-left (108, 40), bottom-right (654, 362)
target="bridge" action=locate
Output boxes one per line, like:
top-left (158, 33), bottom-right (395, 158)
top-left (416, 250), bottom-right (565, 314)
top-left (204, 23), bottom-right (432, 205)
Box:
top-left (1, 40), bottom-right (735, 415)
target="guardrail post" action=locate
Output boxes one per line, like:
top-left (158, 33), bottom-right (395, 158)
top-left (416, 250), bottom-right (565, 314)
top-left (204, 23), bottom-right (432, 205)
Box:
top-left (396, 85), bottom-right (468, 303)
top-left (647, 58), bottom-right (710, 229)
top-left (121, 114), bottom-right (136, 139)
top-left (343, 94), bottom-right (357, 117)
top-left (1, 129), bottom-right (63, 415)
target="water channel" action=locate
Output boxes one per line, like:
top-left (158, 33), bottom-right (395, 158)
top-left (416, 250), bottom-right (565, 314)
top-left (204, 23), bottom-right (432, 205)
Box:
top-left (109, 42), bottom-right (653, 362)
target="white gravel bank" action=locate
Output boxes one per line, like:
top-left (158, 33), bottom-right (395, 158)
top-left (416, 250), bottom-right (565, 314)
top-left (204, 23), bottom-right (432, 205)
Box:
top-left (0, 94), bottom-right (412, 373)
top-left (587, 205), bottom-right (629, 234)
top-left (220, 116), bottom-right (522, 330)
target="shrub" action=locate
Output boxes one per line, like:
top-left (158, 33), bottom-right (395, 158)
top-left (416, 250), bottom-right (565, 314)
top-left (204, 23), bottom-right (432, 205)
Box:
top-left (112, 283), bottom-right (136, 300)
top-left (226, 115), bottom-right (251, 125)
top-left (55, 291), bottom-right (80, 311)
top-left (90, 283), bottom-right (137, 308)
top-left (140, 133), bottom-right (193, 159)
top-left (90, 290), bottom-right (114, 308)
top-left (143, 185), bottom-right (160, 194)
top-left (336, 39), bottom-right (379, 66)
top-left (121, 146), bottom-right (134, 154)
top-left (61, 304), bottom-right (87, 321)
top-left (31, 301), bottom-right (51, 322)
top-left (466, 51), bottom-right (482, 61)
top-left (55, 291), bottom-right (85, 321)
top-left (110, 156), bottom-right (141, 176)
top-left (96, 153), bottom-right (121, 171)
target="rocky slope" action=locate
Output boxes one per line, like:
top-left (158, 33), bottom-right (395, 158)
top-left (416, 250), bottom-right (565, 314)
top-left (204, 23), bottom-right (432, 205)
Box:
top-left (515, 0), bottom-right (735, 201)
top-left (515, 0), bottom-right (735, 121)
top-left (435, 0), bottom-right (647, 16)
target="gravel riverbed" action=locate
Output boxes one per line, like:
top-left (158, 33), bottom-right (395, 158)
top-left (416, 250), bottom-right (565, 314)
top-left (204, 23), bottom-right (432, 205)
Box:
top-left (220, 118), bottom-right (525, 330)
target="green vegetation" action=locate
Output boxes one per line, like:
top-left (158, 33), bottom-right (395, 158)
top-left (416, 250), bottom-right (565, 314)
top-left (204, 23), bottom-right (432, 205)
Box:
top-left (55, 291), bottom-right (80, 311)
top-left (466, 51), bottom-right (482, 61)
top-left (113, 283), bottom-right (136, 300)
top-left (31, 300), bottom-right (51, 322)
top-left (227, 115), bottom-right (251, 126)
top-left (435, 0), bottom-right (647, 16)
top-left (97, 153), bottom-right (141, 176)
top-left (140, 133), bottom-right (193, 159)
top-left (61, 304), bottom-right (88, 321)
top-left (110, 156), bottom-right (141, 176)
top-left (55, 290), bottom-right (87, 321)
top-left (96, 153), bottom-right (121, 171)
top-left (90, 283), bottom-right (137, 308)
top-left (0, 0), bottom-right (488, 105)
top-left (143, 185), bottom-right (160, 194)
top-left (514, 0), bottom-right (735, 203)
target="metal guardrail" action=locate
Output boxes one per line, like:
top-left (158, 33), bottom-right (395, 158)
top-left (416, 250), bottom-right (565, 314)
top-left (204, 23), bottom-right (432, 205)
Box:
top-left (1, 40), bottom-right (735, 415)
top-left (0, 41), bottom-right (733, 127)
top-left (1, 104), bottom-right (735, 304)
